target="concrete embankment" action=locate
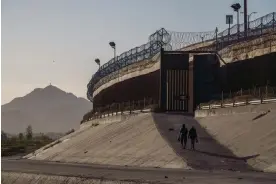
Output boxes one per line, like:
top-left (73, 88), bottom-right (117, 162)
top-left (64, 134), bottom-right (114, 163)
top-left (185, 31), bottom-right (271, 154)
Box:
top-left (25, 112), bottom-right (188, 169)
top-left (26, 110), bottom-right (257, 172)
top-left (195, 103), bottom-right (276, 172)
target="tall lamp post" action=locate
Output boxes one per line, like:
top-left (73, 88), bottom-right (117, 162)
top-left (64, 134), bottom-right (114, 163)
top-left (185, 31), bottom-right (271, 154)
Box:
top-left (95, 58), bottom-right (100, 69)
top-left (109, 41), bottom-right (120, 82)
top-left (231, 3), bottom-right (241, 37)
top-left (109, 41), bottom-right (116, 62)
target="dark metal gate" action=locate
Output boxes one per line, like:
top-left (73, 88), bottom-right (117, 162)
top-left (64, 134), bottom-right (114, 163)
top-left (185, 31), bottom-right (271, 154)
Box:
top-left (160, 49), bottom-right (190, 112)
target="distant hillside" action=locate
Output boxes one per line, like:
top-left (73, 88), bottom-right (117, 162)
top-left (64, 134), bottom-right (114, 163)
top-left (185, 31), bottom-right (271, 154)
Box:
top-left (1, 85), bottom-right (92, 134)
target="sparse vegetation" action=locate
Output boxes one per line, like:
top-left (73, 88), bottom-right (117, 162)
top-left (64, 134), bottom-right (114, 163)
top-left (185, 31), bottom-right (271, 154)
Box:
top-left (18, 133), bottom-right (24, 140)
top-left (1, 128), bottom-right (54, 157)
top-left (26, 125), bottom-right (33, 140)
top-left (43, 139), bottom-right (62, 150)
top-left (81, 110), bottom-right (94, 124)
top-left (65, 129), bottom-right (75, 135)
top-left (91, 122), bottom-right (99, 127)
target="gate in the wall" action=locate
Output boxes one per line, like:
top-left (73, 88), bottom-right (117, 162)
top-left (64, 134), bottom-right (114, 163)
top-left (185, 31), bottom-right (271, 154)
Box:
top-left (160, 49), bottom-right (190, 112)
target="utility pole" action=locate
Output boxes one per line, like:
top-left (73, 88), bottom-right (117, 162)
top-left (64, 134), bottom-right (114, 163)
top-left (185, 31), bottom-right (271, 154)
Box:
top-left (244, 0), bottom-right (248, 37)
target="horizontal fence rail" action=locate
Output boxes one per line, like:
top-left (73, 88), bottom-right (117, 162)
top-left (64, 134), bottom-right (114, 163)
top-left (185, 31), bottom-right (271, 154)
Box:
top-left (198, 86), bottom-right (276, 110)
top-left (87, 12), bottom-right (276, 102)
top-left (81, 98), bottom-right (159, 124)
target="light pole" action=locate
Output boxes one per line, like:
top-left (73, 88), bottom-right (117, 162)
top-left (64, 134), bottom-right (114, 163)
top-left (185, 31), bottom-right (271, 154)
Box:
top-left (109, 41), bottom-right (120, 82)
top-left (231, 3), bottom-right (241, 37)
top-left (109, 41), bottom-right (116, 62)
top-left (95, 58), bottom-right (100, 70)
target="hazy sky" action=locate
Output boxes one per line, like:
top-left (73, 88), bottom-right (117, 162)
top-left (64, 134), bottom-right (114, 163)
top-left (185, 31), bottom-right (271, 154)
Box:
top-left (2, 0), bottom-right (275, 104)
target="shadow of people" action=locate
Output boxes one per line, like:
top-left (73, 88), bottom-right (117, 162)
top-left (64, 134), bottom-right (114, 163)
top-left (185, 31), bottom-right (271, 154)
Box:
top-left (194, 150), bottom-right (260, 161)
top-left (152, 113), bottom-right (257, 172)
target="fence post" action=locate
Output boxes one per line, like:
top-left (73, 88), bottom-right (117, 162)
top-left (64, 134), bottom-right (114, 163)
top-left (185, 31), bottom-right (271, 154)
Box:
top-left (129, 101), bottom-right (132, 114)
top-left (221, 91), bottom-right (224, 108)
top-left (241, 88), bottom-right (243, 96)
top-left (261, 94), bottom-right (263, 104)
top-left (228, 22), bottom-right (230, 42)
top-left (99, 107), bottom-right (102, 118)
top-left (133, 100), bottom-right (135, 112)
top-left (144, 97), bottom-right (146, 109)
top-left (215, 27), bottom-right (218, 51)
top-left (266, 85), bottom-right (268, 98)
top-left (209, 103), bottom-right (211, 110)
top-left (121, 102), bottom-right (123, 114)
top-left (273, 12), bottom-right (275, 31)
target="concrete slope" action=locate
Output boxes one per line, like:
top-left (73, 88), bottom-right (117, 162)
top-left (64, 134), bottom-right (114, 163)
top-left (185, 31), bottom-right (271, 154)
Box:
top-left (26, 111), bottom-right (257, 172)
top-left (152, 113), bottom-right (253, 171)
top-left (26, 113), bottom-right (188, 169)
top-left (196, 103), bottom-right (276, 172)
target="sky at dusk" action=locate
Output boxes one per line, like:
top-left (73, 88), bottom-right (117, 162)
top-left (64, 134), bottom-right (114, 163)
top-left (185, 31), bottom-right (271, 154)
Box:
top-left (2, 0), bottom-right (276, 104)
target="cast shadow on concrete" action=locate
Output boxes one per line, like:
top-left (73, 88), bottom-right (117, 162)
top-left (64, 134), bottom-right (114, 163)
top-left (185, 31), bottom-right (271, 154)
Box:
top-left (152, 113), bottom-right (258, 172)
top-left (193, 150), bottom-right (260, 161)
top-left (252, 110), bottom-right (270, 121)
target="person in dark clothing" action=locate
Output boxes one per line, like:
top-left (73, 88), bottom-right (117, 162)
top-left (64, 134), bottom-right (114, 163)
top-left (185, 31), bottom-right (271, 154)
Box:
top-left (179, 124), bottom-right (188, 149)
top-left (188, 126), bottom-right (198, 150)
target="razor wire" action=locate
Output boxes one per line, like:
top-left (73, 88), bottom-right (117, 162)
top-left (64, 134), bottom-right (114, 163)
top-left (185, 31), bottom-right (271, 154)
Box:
top-left (87, 28), bottom-right (215, 101)
top-left (218, 12), bottom-right (275, 38)
top-left (87, 12), bottom-right (276, 102)
top-left (166, 30), bottom-right (216, 50)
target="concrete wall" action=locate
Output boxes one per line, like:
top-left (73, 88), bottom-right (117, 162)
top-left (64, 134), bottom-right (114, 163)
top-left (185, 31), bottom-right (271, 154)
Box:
top-left (90, 34), bottom-right (276, 111)
top-left (93, 70), bottom-right (160, 108)
top-left (220, 33), bottom-right (276, 63)
top-left (221, 52), bottom-right (276, 91)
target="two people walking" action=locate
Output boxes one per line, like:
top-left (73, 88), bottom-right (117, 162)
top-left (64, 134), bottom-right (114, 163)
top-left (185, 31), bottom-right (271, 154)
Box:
top-left (178, 124), bottom-right (198, 150)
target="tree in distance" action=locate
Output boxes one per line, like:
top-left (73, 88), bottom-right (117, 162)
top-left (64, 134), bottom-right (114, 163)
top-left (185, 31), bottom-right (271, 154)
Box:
top-left (26, 125), bottom-right (33, 140)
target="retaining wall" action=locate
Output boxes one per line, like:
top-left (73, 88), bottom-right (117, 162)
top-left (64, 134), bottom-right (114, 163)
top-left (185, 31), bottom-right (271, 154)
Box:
top-left (90, 34), bottom-right (276, 110)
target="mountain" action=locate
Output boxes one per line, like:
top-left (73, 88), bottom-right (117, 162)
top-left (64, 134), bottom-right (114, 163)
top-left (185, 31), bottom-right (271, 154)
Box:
top-left (1, 85), bottom-right (92, 134)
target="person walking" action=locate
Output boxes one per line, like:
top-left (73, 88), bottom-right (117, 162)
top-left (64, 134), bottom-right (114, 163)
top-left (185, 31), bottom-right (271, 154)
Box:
top-left (188, 126), bottom-right (198, 150)
top-left (179, 124), bottom-right (188, 149)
